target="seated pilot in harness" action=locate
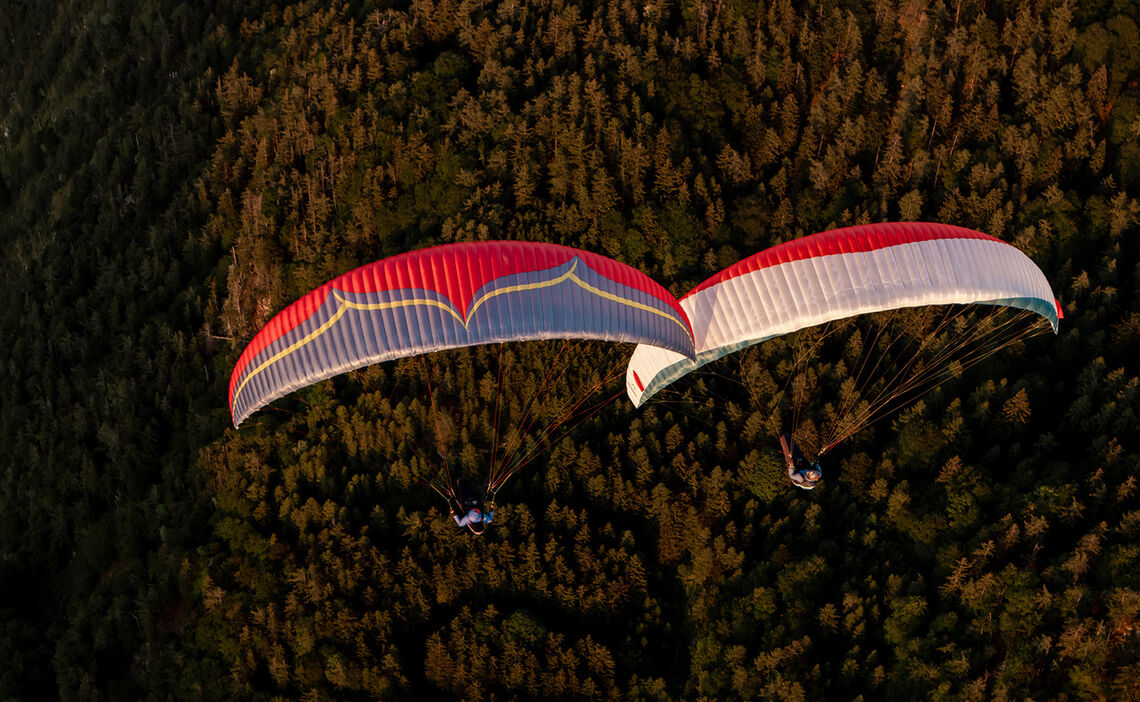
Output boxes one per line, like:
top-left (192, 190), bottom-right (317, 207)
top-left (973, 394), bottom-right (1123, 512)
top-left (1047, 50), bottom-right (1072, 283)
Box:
top-left (449, 477), bottom-right (494, 533)
top-left (779, 434), bottom-right (822, 490)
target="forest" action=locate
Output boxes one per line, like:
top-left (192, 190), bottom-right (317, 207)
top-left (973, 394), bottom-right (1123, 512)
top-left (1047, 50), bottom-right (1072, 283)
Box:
top-left (1, 0), bottom-right (1139, 699)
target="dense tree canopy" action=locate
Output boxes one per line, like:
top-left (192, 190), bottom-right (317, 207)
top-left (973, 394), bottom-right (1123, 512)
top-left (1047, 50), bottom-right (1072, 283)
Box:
top-left (2, 0), bottom-right (1138, 699)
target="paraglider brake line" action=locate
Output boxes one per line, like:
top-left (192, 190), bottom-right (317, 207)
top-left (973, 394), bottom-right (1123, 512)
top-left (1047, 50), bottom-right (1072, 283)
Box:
top-left (418, 355), bottom-right (456, 497)
top-left (492, 339), bottom-right (580, 485)
top-left (414, 476), bottom-right (456, 505)
top-left (494, 374), bottom-right (624, 488)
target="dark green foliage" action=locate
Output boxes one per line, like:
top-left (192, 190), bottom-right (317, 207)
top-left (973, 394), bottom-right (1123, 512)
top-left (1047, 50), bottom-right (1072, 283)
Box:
top-left (2, 0), bottom-right (1139, 699)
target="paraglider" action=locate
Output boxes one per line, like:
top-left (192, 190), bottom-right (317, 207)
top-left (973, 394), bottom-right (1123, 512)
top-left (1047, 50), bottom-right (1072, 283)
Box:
top-left (230, 240), bottom-right (695, 521)
top-left (626, 222), bottom-right (1061, 477)
top-left (780, 434), bottom-right (822, 490)
top-left (449, 478), bottom-right (493, 534)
